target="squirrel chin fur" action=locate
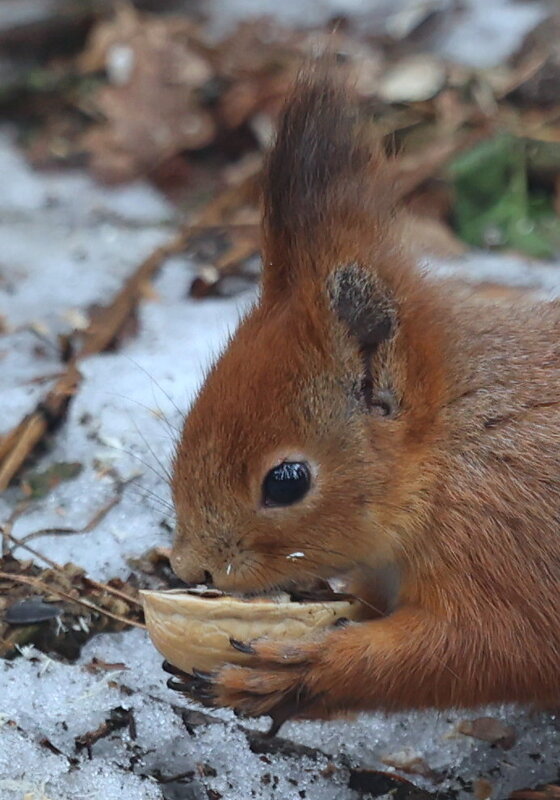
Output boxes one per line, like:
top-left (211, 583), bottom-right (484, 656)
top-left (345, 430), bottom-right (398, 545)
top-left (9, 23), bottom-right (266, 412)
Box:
top-left (170, 62), bottom-right (560, 719)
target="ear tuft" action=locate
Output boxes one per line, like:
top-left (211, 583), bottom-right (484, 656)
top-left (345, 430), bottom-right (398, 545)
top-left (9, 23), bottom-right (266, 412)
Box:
top-left (329, 263), bottom-right (396, 348)
top-left (261, 63), bottom-right (396, 296)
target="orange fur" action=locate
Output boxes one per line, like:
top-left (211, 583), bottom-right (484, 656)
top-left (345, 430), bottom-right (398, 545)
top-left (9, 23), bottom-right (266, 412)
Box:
top-left (171, 66), bottom-right (560, 722)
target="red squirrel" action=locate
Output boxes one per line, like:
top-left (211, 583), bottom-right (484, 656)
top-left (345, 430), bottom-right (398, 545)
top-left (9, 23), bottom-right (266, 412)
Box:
top-left (168, 66), bottom-right (560, 730)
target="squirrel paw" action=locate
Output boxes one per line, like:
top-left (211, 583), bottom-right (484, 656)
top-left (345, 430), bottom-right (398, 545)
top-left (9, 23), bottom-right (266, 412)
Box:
top-left (217, 636), bottom-right (324, 733)
top-left (163, 636), bottom-right (330, 734)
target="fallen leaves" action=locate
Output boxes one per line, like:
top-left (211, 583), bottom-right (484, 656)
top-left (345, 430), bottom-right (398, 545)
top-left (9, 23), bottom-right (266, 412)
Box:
top-left (348, 767), bottom-right (449, 799)
top-left (511, 785), bottom-right (560, 800)
top-left (79, 6), bottom-right (215, 183)
top-left (3, 1), bottom-right (560, 269)
top-left (0, 554), bottom-right (144, 660)
top-left (75, 706), bottom-right (136, 759)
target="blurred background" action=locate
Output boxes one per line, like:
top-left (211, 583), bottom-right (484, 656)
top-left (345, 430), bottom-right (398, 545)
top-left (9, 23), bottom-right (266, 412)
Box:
top-left (2, 0), bottom-right (560, 267)
top-left (2, 2), bottom-right (560, 799)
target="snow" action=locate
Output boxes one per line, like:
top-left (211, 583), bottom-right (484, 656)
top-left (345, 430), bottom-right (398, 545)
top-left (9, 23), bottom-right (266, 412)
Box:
top-left (0, 128), bottom-right (176, 436)
top-left (432, 0), bottom-right (546, 69)
top-left (5, 253), bottom-right (254, 579)
top-left (0, 630), bottom-right (345, 800)
top-left (1, 628), bottom-right (559, 799)
top-left (2, 125), bottom-right (560, 800)
top-left (1, 1), bottom-right (560, 794)
top-left (430, 250), bottom-right (560, 297)
top-left (207, 0), bottom-right (547, 68)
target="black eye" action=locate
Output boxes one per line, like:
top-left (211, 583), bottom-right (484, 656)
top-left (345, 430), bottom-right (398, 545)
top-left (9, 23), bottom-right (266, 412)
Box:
top-left (262, 462), bottom-right (311, 507)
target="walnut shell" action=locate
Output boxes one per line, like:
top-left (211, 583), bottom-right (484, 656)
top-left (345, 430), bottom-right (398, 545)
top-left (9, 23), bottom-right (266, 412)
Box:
top-left (141, 588), bottom-right (362, 674)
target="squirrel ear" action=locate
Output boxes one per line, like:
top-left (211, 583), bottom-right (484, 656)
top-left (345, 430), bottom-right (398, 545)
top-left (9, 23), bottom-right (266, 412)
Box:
top-left (329, 263), bottom-right (396, 348)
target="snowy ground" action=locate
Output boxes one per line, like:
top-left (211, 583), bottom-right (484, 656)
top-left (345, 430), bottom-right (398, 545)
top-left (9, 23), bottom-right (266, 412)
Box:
top-left (1, 1), bottom-right (560, 797)
top-left (1, 129), bottom-right (560, 800)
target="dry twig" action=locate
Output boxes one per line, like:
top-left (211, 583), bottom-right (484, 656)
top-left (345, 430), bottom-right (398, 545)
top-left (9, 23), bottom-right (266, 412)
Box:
top-left (5, 531), bottom-right (143, 609)
top-left (0, 169), bottom-right (258, 491)
top-left (10, 476), bottom-right (135, 550)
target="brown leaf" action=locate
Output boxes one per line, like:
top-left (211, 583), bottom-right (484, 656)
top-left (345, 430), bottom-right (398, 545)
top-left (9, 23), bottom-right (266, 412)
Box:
top-left (474, 778), bottom-right (494, 800)
top-left (510, 787), bottom-right (560, 800)
top-left (509, 54), bottom-right (560, 108)
top-left (458, 716), bottom-right (516, 749)
top-left (0, 555), bottom-right (144, 660)
top-left (80, 6), bottom-right (215, 183)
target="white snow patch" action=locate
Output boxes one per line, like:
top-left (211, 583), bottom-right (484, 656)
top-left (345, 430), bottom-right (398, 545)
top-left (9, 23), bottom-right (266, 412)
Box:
top-left (207, 0), bottom-right (547, 68)
top-left (0, 127), bottom-right (176, 437)
top-left (432, 0), bottom-right (547, 68)
top-left (0, 629), bottom-right (352, 800)
top-left (430, 250), bottom-right (560, 297)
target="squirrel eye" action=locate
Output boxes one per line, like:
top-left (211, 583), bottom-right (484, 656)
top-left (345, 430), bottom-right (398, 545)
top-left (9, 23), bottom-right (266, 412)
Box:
top-left (262, 462), bottom-right (311, 507)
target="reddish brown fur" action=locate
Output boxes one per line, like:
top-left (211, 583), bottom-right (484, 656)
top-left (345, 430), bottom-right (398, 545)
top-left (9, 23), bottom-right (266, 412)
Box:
top-left (171, 67), bottom-right (560, 721)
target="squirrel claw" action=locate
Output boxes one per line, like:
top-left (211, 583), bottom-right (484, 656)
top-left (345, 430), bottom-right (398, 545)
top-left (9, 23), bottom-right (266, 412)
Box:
top-left (263, 684), bottom-right (318, 736)
top-left (229, 637), bottom-right (256, 655)
top-left (170, 669), bottom-right (217, 702)
top-left (188, 679), bottom-right (216, 701)
top-left (192, 668), bottom-right (215, 682)
top-left (166, 676), bottom-right (216, 702)
top-left (162, 661), bottom-right (219, 706)
top-left (265, 707), bottom-right (293, 737)
top-left (166, 676), bottom-right (192, 692)
top-left (162, 660), bottom-right (185, 677)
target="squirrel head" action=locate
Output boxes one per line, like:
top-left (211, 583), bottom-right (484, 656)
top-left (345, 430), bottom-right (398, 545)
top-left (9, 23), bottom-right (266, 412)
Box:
top-left (171, 66), bottom-right (449, 593)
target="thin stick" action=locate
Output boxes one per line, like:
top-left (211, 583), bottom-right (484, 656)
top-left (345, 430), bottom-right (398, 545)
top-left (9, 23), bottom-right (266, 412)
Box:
top-left (83, 576), bottom-right (143, 609)
top-left (0, 168), bottom-right (259, 491)
top-left (5, 532), bottom-right (143, 608)
top-left (10, 477), bottom-right (135, 551)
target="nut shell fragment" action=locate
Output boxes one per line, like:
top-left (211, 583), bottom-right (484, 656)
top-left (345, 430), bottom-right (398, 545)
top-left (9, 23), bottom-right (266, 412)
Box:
top-left (141, 589), bottom-right (362, 674)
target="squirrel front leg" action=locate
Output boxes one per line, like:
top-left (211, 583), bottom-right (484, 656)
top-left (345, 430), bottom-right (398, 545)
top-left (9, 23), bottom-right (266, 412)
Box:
top-left (173, 603), bottom-right (542, 725)
top-left (304, 606), bottom-right (478, 714)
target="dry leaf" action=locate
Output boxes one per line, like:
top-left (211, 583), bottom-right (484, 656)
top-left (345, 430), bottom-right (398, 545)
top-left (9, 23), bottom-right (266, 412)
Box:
top-left (474, 778), bottom-right (494, 800)
top-left (80, 6), bottom-right (215, 182)
top-left (83, 657), bottom-right (128, 673)
top-left (458, 716), bottom-right (516, 749)
top-left (510, 786), bottom-right (560, 799)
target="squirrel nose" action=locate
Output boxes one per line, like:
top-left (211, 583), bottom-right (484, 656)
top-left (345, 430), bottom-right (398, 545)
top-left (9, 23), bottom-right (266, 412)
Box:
top-left (170, 550), bottom-right (213, 585)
